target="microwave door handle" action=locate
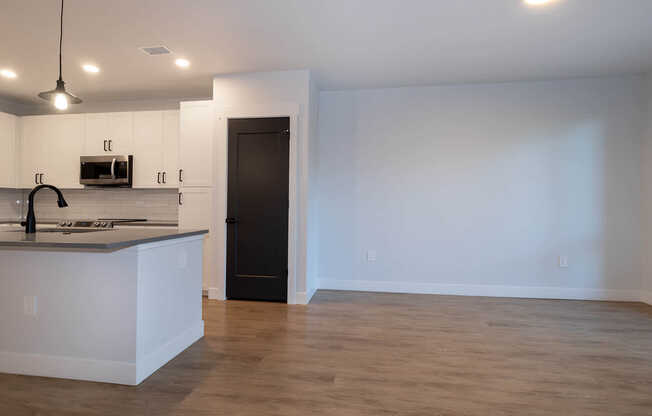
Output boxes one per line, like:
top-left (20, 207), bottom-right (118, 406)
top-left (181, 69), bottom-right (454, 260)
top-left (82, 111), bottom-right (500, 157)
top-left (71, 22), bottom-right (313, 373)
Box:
top-left (111, 158), bottom-right (116, 179)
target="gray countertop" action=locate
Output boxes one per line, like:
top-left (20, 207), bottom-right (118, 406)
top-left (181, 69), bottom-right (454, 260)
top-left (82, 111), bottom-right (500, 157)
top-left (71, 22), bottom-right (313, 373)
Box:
top-left (0, 219), bottom-right (179, 227)
top-left (0, 228), bottom-right (208, 251)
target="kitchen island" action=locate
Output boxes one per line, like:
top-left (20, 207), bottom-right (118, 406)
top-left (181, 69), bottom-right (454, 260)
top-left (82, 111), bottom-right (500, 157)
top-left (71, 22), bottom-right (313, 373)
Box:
top-left (0, 227), bottom-right (208, 385)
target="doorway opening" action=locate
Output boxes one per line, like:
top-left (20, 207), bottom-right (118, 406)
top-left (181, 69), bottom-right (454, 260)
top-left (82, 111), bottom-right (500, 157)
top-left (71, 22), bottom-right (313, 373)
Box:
top-left (226, 117), bottom-right (290, 302)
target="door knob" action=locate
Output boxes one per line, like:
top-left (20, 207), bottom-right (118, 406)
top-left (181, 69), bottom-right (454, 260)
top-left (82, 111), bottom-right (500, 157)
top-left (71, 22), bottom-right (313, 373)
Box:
top-left (225, 218), bottom-right (239, 224)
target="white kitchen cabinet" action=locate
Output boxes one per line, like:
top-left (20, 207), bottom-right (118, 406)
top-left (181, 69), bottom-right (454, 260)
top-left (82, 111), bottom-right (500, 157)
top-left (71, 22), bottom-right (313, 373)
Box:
top-left (20, 116), bottom-right (49, 188)
top-left (20, 115), bottom-right (84, 189)
top-left (133, 110), bottom-right (179, 188)
top-left (179, 101), bottom-right (213, 187)
top-left (162, 110), bottom-right (179, 188)
top-left (178, 187), bottom-right (213, 288)
top-left (178, 187), bottom-right (212, 228)
top-left (0, 112), bottom-right (18, 188)
top-left (133, 111), bottom-right (163, 188)
top-left (49, 115), bottom-right (85, 188)
top-left (85, 112), bottom-right (134, 155)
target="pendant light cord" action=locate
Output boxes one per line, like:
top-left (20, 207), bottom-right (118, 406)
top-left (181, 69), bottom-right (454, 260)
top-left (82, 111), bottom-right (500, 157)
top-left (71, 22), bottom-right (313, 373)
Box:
top-left (58, 0), bottom-right (64, 81)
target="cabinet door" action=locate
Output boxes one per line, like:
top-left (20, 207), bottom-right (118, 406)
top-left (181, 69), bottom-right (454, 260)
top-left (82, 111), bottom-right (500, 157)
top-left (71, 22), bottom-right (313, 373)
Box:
top-left (20, 116), bottom-right (50, 188)
top-left (179, 101), bottom-right (213, 187)
top-left (133, 111), bottom-right (163, 188)
top-left (85, 112), bottom-right (134, 155)
top-left (84, 113), bottom-right (110, 155)
top-left (178, 187), bottom-right (212, 228)
top-left (162, 110), bottom-right (179, 188)
top-left (108, 112), bottom-right (134, 155)
top-left (178, 187), bottom-right (212, 289)
top-left (47, 115), bottom-right (84, 188)
top-left (0, 112), bottom-right (17, 188)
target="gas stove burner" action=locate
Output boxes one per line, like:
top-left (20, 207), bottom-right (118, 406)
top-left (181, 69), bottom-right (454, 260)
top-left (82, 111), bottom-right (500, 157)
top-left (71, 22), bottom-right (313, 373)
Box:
top-left (97, 218), bottom-right (147, 223)
top-left (57, 219), bottom-right (147, 229)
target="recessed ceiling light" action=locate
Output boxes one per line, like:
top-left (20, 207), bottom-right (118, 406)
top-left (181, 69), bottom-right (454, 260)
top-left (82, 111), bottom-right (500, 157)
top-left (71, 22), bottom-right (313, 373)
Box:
top-left (82, 64), bottom-right (100, 73)
top-left (175, 58), bottom-right (190, 68)
top-left (524, 0), bottom-right (553, 5)
top-left (0, 69), bottom-right (17, 79)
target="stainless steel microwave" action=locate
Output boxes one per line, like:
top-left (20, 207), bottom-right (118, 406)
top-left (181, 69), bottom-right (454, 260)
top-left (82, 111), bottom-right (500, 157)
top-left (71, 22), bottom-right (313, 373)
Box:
top-left (80, 155), bottom-right (133, 186)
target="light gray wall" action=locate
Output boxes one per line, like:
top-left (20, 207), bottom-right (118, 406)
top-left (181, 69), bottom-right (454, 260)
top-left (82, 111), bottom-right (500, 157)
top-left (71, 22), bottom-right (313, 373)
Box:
top-left (306, 73), bottom-right (321, 298)
top-left (642, 73), bottom-right (652, 302)
top-left (317, 75), bottom-right (644, 300)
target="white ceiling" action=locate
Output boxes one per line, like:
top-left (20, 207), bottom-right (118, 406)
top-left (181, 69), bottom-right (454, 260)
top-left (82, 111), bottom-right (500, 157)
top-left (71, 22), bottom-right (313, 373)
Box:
top-left (1, 0), bottom-right (652, 106)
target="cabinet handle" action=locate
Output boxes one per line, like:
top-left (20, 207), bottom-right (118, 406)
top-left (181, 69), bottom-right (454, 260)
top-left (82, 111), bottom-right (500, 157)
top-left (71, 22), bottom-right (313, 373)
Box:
top-left (178, 192), bottom-right (183, 206)
top-left (162, 171), bottom-right (167, 184)
top-left (103, 140), bottom-right (108, 152)
top-left (157, 172), bottom-right (161, 184)
top-left (35, 173), bottom-right (39, 184)
top-left (39, 173), bottom-right (44, 184)
top-left (108, 140), bottom-right (113, 152)
top-left (179, 169), bottom-right (183, 183)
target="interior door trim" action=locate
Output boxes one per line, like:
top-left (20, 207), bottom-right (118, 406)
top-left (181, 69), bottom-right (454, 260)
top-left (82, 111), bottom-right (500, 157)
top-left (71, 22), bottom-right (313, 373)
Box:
top-left (213, 105), bottom-right (300, 303)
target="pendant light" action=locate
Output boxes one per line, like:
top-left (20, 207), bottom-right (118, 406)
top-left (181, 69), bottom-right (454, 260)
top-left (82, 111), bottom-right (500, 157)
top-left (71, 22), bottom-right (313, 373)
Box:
top-left (38, 0), bottom-right (81, 110)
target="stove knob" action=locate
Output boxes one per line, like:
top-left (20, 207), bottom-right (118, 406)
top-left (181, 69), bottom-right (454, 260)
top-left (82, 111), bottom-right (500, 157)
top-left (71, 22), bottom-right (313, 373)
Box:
top-left (67, 221), bottom-right (73, 227)
top-left (58, 221), bottom-right (65, 227)
top-left (93, 221), bottom-right (100, 227)
top-left (101, 222), bottom-right (107, 227)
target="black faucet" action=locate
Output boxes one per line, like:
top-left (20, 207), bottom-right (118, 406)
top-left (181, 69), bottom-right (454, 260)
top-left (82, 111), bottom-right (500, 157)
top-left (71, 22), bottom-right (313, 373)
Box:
top-left (25, 184), bottom-right (68, 234)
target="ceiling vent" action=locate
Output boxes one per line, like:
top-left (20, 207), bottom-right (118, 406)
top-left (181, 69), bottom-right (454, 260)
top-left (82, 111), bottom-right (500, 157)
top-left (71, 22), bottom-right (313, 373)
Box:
top-left (139, 46), bottom-right (172, 56)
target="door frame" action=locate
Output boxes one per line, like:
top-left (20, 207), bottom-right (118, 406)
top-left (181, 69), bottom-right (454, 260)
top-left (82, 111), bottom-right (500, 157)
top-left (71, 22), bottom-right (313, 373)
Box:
top-left (212, 105), bottom-right (299, 304)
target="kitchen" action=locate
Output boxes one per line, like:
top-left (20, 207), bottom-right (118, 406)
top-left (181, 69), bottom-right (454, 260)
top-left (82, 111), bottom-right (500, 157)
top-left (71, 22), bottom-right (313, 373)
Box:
top-left (2, 0), bottom-right (652, 415)
top-left (0, 104), bottom-right (215, 384)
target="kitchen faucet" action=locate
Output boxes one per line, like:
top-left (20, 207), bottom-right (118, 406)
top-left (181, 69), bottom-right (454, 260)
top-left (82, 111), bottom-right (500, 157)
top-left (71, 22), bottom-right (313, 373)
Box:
top-left (24, 184), bottom-right (68, 233)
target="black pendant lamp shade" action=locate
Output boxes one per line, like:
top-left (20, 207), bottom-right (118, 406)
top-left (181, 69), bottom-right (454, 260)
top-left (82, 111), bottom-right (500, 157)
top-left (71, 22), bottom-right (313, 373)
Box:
top-left (38, 79), bottom-right (82, 104)
top-left (38, 0), bottom-right (82, 109)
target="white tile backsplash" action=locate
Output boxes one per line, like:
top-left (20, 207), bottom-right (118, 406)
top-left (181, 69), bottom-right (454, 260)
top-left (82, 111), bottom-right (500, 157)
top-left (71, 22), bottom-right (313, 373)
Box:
top-left (0, 189), bottom-right (23, 220)
top-left (16, 188), bottom-right (179, 221)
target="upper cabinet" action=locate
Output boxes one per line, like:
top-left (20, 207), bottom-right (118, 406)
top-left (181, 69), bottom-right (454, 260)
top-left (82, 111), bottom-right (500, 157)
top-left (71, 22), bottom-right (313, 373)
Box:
top-left (20, 114), bottom-right (84, 189)
top-left (0, 112), bottom-right (18, 188)
top-left (85, 112), bottom-right (134, 155)
top-left (133, 110), bottom-right (179, 188)
top-left (179, 101), bottom-right (213, 187)
top-left (10, 109), bottom-right (187, 190)
top-left (162, 110), bottom-right (179, 188)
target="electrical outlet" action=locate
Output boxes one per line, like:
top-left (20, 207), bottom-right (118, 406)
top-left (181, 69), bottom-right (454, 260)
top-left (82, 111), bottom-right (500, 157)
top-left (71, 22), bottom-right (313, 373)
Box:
top-left (559, 256), bottom-right (569, 268)
top-left (23, 296), bottom-right (37, 317)
top-left (366, 250), bottom-right (377, 262)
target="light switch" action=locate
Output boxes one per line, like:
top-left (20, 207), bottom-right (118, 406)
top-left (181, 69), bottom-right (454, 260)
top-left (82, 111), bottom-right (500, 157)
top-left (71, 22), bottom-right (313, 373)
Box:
top-left (559, 256), bottom-right (569, 268)
top-left (367, 250), bottom-right (377, 262)
top-left (23, 296), bottom-right (37, 317)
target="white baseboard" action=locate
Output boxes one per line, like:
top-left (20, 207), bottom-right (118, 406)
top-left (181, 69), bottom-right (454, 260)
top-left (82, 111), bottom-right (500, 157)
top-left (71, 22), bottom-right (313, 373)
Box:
top-left (0, 350), bottom-right (137, 385)
top-left (0, 320), bottom-right (204, 386)
top-left (318, 278), bottom-right (642, 302)
top-left (136, 320), bottom-right (204, 384)
top-left (641, 291), bottom-right (652, 306)
top-left (207, 287), bottom-right (223, 300)
top-left (295, 286), bottom-right (318, 305)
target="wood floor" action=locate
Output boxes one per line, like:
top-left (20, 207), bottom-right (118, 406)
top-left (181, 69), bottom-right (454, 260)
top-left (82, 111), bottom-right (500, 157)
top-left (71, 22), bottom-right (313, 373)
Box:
top-left (1, 290), bottom-right (652, 415)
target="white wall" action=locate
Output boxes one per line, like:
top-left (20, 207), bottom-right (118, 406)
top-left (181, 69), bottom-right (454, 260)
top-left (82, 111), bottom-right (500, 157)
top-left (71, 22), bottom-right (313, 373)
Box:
top-left (317, 75), bottom-right (644, 301)
top-left (306, 75), bottom-right (321, 301)
top-left (2, 97), bottom-right (210, 116)
top-left (0, 97), bottom-right (33, 116)
top-left (641, 73), bottom-right (652, 305)
top-left (212, 70), bottom-right (318, 304)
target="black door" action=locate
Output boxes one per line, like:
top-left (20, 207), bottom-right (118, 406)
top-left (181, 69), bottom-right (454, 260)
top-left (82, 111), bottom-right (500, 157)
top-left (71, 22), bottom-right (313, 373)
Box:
top-left (226, 117), bottom-right (290, 302)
